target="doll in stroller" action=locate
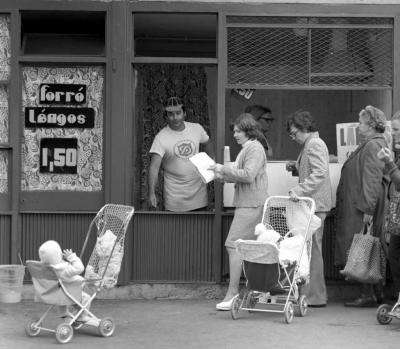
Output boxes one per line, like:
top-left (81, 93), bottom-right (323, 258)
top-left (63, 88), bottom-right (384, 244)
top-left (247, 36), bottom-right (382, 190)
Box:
top-left (24, 204), bottom-right (134, 344)
top-left (231, 196), bottom-right (319, 324)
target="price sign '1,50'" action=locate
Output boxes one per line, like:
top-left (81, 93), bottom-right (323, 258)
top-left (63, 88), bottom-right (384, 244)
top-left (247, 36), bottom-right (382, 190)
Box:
top-left (40, 138), bottom-right (78, 174)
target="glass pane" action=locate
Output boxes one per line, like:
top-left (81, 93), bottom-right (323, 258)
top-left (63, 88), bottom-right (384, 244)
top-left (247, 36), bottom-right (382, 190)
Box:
top-left (0, 85), bottom-right (9, 143)
top-left (0, 15), bottom-right (11, 80)
top-left (21, 66), bottom-right (104, 192)
top-left (0, 150), bottom-right (7, 194)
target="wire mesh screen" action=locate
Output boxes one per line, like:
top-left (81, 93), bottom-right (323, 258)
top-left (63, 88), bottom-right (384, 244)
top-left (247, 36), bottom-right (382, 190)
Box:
top-left (228, 27), bottom-right (308, 85)
top-left (311, 28), bottom-right (392, 86)
top-left (84, 204), bottom-right (134, 289)
top-left (227, 16), bottom-right (393, 88)
top-left (261, 197), bottom-right (314, 238)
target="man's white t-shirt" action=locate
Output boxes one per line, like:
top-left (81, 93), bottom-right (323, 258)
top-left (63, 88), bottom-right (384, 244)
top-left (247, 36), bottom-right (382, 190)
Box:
top-left (150, 121), bottom-right (210, 211)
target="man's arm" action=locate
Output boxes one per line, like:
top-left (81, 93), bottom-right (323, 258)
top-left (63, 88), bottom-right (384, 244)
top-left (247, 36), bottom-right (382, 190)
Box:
top-left (203, 140), bottom-right (215, 160)
top-left (148, 154), bottom-right (162, 208)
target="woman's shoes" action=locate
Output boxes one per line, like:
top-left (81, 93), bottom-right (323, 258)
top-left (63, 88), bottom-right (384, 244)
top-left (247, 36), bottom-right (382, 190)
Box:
top-left (344, 295), bottom-right (377, 308)
top-left (216, 295), bottom-right (238, 311)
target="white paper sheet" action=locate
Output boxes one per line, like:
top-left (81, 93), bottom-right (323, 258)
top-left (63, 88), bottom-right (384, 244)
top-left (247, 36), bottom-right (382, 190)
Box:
top-left (189, 152), bottom-right (216, 183)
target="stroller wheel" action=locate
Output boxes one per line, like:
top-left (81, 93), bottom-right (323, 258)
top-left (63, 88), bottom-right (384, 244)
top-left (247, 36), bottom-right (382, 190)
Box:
top-left (284, 301), bottom-right (294, 324)
top-left (376, 304), bottom-right (393, 325)
top-left (98, 317), bottom-right (115, 337)
top-left (25, 318), bottom-right (41, 337)
top-left (55, 323), bottom-right (74, 344)
top-left (231, 295), bottom-right (241, 320)
top-left (245, 292), bottom-right (256, 313)
top-left (298, 295), bottom-right (308, 317)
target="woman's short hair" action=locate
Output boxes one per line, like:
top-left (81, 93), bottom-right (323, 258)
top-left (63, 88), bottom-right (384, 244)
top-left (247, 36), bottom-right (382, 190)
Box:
top-left (232, 113), bottom-right (262, 140)
top-left (360, 105), bottom-right (386, 133)
top-left (286, 110), bottom-right (317, 133)
top-left (392, 110), bottom-right (400, 122)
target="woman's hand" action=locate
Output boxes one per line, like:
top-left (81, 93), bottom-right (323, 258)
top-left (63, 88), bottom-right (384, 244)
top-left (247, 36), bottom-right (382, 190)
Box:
top-left (208, 163), bottom-right (224, 180)
top-left (363, 214), bottom-right (373, 225)
top-left (377, 147), bottom-right (392, 164)
top-left (288, 189), bottom-right (299, 202)
top-left (286, 161), bottom-right (296, 172)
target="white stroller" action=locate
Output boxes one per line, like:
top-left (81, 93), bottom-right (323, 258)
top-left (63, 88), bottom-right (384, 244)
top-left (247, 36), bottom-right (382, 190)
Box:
top-left (376, 296), bottom-right (400, 325)
top-left (231, 196), bottom-right (317, 324)
top-left (25, 204), bottom-right (135, 344)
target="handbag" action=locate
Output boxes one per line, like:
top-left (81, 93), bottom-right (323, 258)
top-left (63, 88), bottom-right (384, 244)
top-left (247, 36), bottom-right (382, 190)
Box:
top-left (340, 222), bottom-right (386, 284)
top-left (384, 190), bottom-right (400, 236)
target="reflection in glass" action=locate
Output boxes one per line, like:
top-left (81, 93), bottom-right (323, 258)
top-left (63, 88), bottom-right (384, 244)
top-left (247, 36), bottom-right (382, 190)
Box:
top-left (0, 151), bottom-right (7, 194)
top-left (0, 85), bottom-right (8, 143)
top-left (0, 15), bottom-right (10, 81)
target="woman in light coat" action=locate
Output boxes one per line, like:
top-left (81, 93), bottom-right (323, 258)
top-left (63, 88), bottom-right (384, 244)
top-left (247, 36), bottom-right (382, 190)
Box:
top-left (209, 113), bottom-right (268, 310)
top-left (286, 110), bottom-right (332, 307)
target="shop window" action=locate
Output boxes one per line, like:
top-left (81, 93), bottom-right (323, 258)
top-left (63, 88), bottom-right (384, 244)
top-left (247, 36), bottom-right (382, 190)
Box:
top-left (133, 64), bottom-right (216, 210)
top-left (134, 13), bottom-right (217, 58)
top-left (0, 150), bottom-right (7, 194)
top-left (225, 88), bottom-right (391, 161)
top-left (227, 16), bottom-right (393, 88)
top-left (0, 15), bottom-right (10, 80)
top-left (21, 11), bottom-right (105, 56)
top-left (21, 66), bottom-right (104, 192)
top-left (0, 85), bottom-right (9, 144)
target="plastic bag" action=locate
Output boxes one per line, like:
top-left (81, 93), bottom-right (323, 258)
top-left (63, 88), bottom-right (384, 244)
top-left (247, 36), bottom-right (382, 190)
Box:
top-left (279, 235), bottom-right (304, 263)
top-left (279, 235), bottom-right (310, 281)
top-left (286, 201), bottom-right (321, 238)
top-left (254, 223), bottom-right (281, 243)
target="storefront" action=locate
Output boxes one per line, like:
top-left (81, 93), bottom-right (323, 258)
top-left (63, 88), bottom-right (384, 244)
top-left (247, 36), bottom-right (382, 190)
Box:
top-left (0, 0), bottom-right (398, 285)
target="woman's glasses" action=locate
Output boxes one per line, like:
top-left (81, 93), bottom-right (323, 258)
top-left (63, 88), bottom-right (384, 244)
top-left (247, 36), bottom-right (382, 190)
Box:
top-left (289, 129), bottom-right (299, 139)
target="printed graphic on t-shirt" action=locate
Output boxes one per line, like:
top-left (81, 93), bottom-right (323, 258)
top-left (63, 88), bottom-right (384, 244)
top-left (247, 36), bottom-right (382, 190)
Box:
top-left (174, 140), bottom-right (195, 159)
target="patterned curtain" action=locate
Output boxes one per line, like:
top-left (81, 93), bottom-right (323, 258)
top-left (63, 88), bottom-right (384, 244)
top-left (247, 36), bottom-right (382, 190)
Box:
top-left (135, 64), bottom-right (213, 211)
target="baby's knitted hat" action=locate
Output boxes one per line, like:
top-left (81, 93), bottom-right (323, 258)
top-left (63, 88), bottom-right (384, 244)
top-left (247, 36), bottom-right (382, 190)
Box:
top-left (39, 240), bottom-right (63, 265)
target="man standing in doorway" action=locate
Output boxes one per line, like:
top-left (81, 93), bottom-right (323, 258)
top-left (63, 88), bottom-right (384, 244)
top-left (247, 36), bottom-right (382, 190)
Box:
top-left (148, 97), bottom-right (214, 211)
top-left (245, 105), bottom-right (274, 158)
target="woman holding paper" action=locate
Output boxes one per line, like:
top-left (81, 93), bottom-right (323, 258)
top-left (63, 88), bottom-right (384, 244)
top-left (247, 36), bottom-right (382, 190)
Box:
top-left (209, 113), bottom-right (268, 310)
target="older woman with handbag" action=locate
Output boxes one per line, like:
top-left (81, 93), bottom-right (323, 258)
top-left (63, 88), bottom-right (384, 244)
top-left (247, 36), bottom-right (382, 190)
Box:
top-left (335, 105), bottom-right (388, 307)
top-left (378, 111), bottom-right (400, 306)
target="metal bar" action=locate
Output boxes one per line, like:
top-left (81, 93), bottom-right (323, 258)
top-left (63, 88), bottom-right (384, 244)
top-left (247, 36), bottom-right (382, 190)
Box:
top-left (226, 23), bottom-right (393, 29)
top-left (132, 57), bottom-right (218, 64)
top-left (10, 9), bottom-right (20, 264)
top-left (393, 16), bottom-right (400, 113)
top-left (226, 84), bottom-right (392, 90)
top-left (241, 307), bottom-right (285, 313)
top-left (213, 12), bottom-right (226, 283)
top-left (18, 56), bottom-right (107, 63)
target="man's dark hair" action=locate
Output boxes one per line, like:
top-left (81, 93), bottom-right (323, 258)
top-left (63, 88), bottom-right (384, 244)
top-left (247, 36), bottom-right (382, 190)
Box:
top-left (244, 105), bottom-right (272, 120)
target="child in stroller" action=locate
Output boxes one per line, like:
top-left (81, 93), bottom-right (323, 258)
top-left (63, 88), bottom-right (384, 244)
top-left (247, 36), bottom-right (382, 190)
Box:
top-left (230, 196), bottom-right (319, 324)
top-left (25, 203), bottom-right (135, 344)
top-left (38, 240), bottom-right (92, 323)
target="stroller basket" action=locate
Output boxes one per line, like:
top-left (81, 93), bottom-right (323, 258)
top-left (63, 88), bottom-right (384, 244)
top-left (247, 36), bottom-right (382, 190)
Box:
top-left (82, 204), bottom-right (135, 289)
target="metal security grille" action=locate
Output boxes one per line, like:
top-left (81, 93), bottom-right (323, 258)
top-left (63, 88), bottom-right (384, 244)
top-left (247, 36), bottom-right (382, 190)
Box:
top-left (228, 27), bottom-right (308, 85)
top-left (227, 17), bottom-right (393, 88)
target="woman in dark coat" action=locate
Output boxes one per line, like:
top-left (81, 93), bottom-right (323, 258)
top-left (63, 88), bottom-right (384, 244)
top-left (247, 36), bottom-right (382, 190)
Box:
top-left (335, 105), bottom-right (388, 307)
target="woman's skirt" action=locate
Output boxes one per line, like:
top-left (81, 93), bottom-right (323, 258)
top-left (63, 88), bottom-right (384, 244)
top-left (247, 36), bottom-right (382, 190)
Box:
top-left (225, 206), bottom-right (264, 248)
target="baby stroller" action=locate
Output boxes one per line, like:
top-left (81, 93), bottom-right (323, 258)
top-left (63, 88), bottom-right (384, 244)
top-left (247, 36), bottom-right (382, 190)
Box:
top-left (25, 204), bottom-right (135, 344)
top-left (231, 196), bottom-right (316, 324)
top-left (376, 296), bottom-right (400, 325)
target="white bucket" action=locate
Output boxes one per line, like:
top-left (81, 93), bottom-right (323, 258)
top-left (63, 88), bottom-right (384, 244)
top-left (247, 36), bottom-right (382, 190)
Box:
top-left (0, 265), bottom-right (25, 303)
